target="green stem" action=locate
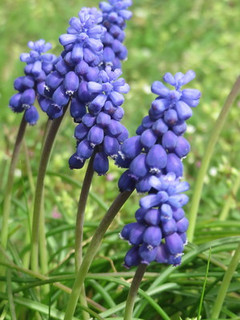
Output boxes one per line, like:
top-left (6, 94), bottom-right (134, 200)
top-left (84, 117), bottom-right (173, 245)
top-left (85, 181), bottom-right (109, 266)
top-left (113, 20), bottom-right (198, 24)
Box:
top-left (219, 172), bottom-right (240, 221)
top-left (1, 115), bottom-right (27, 249)
top-left (23, 140), bottom-right (35, 195)
top-left (75, 155), bottom-right (95, 320)
top-left (64, 190), bottom-right (132, 320)
top-left (30, 107), bottom-right (67, 272)
top-left (0, 115), bottom-right (27, 292)
top-left (124, 264), bottom-right (147, 320)
top-left (211, 243), bottom-right (240, 319)
top-left (187, 76), bottom-right (240, 242)
top-left (75, 154), bottom-right (95, 271)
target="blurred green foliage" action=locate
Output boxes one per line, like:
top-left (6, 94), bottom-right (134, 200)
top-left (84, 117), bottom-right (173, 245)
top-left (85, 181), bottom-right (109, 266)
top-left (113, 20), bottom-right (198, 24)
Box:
top-left (0, 0), bottom-right (240, 319)
top-left (1, 0), bottom-right (240, 219)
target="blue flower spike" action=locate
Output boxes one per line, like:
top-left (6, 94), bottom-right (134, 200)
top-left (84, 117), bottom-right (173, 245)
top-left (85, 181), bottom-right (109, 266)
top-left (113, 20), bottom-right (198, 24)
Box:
top-left (9, 39), bottom-right (56, 125)
top-left (118, 71), bottom-right (201, 268)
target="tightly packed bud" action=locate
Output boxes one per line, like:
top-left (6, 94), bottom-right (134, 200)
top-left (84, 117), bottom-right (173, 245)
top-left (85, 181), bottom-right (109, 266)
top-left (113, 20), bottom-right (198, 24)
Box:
top-left (39, 8), bottom-right (106, 121)
top-left (100, 0), bottom-right (132, 68)
top-left (118, 71), bottom-right (201, 268)
top-left (9, 39), bottom-right (56, 125)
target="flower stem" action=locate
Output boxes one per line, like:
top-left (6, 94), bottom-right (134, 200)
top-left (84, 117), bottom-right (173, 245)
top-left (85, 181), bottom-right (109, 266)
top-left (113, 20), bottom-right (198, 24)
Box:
top-left (211, 243), bottom-right (240, 319)
top-left (0, 115), bottom-right (27, 292)
top-left (123, 263), bottom-right (147, 320)
top-left (1, 115), bottom-right (27, 249)
top-left (64, 190), bottom-right (132, 320)
top-left (30, 107), bottom-right (68, 273)
top-left (75, 156), bottom-right (95, 320)
top-left (219, 172), bottom-right (240, 221)
top-left (75, 154), bottom-right (95, 271)
top-left (187, 76), bottom-right (240, 242)
top-left (23, 140), bottom-right (35, 195)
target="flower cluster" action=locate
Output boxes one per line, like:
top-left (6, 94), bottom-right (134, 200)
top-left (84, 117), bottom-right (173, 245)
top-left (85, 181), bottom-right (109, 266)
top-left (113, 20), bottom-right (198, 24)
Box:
top-left (121, 173), bottom-right (189, 267)
top-left (39, 8), bottom-right (106, 121)
top-left (69, 66), bottom-right (130, 175)
top-left (9, 40), bottom-right (56, 125)
top-left (118, 71), bottom-right (201, 267)
top-left (100, 0), bottom-right (132, 68)
top-left (63, 2), bottom-right (132, 175)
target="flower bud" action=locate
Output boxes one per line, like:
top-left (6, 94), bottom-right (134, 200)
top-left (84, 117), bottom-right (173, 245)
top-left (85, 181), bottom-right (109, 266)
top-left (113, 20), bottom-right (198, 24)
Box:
top-left (174, 136), bottom-right (190, 158)
top-left (77, 140), bottom-right (93, 160)
top-left (143, 226), bottom-right (162, 246)
top-left (69, 153), bottom-right (85, 169)
top-left (88, 125), bottom-right (104, 146)
top-left (140, 129), bottom-right (157, 148)
top-left (118, 170), bottom-right (136, 191)
top-left (162, 131), bottom-right (178, 151)
top-left (139, 243), bottom-right (157, 264)
top-left (74, 123), bottom-right (88, 140)
top-left (129, 154), bottom-right (148, 179)
top-left (166, 153), bottom-right (183, 177)
top-left (176, 101), bottom-right (192, 121)
top-left (176, 217), bottom-right (189, 233)
top-left (144, 208), bottom-right (160, 226)
top-left (129, 223), bottom-right (146, 245)
top-left (21, 89), bottom-right (35, 107)
top-left (121, 136), bottom-right (142, 159)
top-left (52, 85), bottom-right (69, 106)
top-left (146, 145), bottom-right (167, 172)
top-left (162, 219), bottom-right (177, 235)
top-left (124, 246), bottom-right (141, 268)
top-left (24, 106), bottom-right (39, 125)
top-left (93, 152), bottom-right (109, 175)
top-left (165, 232), bottom-right (184, 255)
top-left (64, 71), bottom-right (79, 95)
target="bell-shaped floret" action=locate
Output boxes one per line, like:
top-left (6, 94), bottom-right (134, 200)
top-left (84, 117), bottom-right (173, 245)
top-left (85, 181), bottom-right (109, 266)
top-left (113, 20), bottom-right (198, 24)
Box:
top-left (175, 101), bottom-right (192, 121)
top-left (69, 153), bottom-right (85, 169)
top-left (77, 140), bottom-right (93, 160)
top-left (129, 223), bottom-right (146, 245)
top-left (129, 154), bottom-right (148, 179)
top-left (21, 89), bottom-right (35, 107)
top-left (162, 219), bottom-right (177, 236)
top-left (121, 136), bottom-right (142, 159)
top-left (139, 243), bottom-right (157, 264)
top-left (88, 125), bottom-right (104, 146)
top-left (93, 152), bottom-right (109, 175)
top-left (165, 232), bottom-right (184, 255)
top-left (70, 98), bottom-right (86, 122)
top-left (24, 106), bottom-right (39, 125)
top-left (155, 244), bottom-right (169, 263)
top-left (140, 129), bottom-right (157, 148)
top-left (166, 153), bottom-right (183, 177)
top-left (64, 71), bottom-right (80, 95)
top-left (103, 136), bottom-right (119, 157)
top-left (144, 208), bottom-right (161, 226)
top-left (146, 145), bottom-right (167, 172)
top-left (118, 170), bottom-right (136, 191)
top-left (176, 217), bottom-right (189, 233)
top-left (162, 131), bottom-right (178, 151)
top-left (124, 246), bottom-right (141, 268)
top-left (143, 226), bottom-right (162, 246)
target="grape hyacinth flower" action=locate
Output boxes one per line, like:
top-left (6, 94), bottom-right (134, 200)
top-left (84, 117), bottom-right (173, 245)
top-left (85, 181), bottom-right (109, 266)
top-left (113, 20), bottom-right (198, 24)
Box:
top-left (39, 7), bottom-right (107, 121)
top-left (9, 39), bottom-right (56, 125)
top-left (69, 65), bottom-right (130, 175)
top-left (118, 71), bottom-right (201, 267)
top-left (100, 0), bottom-right (132, 68)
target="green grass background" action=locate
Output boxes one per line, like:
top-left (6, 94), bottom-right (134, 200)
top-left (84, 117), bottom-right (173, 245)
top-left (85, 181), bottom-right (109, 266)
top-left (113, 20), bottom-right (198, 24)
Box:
top-left (0, 0), bottom-right (240, 319)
